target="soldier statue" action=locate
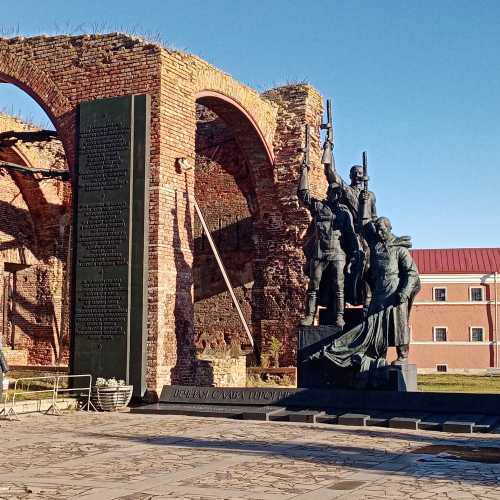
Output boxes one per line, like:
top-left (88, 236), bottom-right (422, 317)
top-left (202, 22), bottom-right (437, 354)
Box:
top-left (325, 161), bottom-right (377, 230)
top-left (318, 102), bottom-right (377, 309)
top-left (365, 216), bottom-right (420, 364)
top-left (297, 155), bottom-right (360, 328)
top-left (309, 215), bottom-right (420, 375)
top-left (298, 100), bottom-right (421, 389)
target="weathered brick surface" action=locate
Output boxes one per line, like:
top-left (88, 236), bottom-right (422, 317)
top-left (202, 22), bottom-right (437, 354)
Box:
top-left (194, 355), bottom-right (246, 387)
top-left (0, 113), bottom-right (70, 366)
top-left (0, 33), bottom-right (326, 392)
top-left (194, 106), bottom-right (254, 352)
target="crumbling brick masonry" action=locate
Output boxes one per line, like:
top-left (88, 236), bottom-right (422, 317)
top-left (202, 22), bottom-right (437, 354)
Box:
top-left (0, 33), bottom-right (326, 393)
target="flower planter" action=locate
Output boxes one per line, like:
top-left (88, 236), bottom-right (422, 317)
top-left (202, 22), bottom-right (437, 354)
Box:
top-left (91, 385), bottom-right (133, 411)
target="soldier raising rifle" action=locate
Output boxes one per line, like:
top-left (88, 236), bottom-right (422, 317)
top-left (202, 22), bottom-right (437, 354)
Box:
top-left (322, 102), bottom-right (377, 231)
top-left (297, 123), bottom-right (359, 328)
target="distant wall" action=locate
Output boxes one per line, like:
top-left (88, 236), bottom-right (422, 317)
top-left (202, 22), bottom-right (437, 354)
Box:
top-left (0, 113), bottom-right (70, 366)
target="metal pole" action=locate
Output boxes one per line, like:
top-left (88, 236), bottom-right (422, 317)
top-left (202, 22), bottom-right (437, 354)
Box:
top-left (494, 272), bottom-right (498, 369)
top-left (192, 197), bottom-right (254, 349)
top-left (10, 273), bottom-right (16, 349)
top-left (0, 160), bottom-right (70, 179)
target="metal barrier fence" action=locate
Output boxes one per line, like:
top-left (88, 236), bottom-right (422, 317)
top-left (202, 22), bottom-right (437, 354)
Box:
top-left (0, 374), bottom-right (96, 419)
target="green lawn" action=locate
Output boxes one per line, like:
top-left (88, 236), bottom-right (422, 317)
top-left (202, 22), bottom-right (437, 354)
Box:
top-left (418, 374), bottom-right (500, 393)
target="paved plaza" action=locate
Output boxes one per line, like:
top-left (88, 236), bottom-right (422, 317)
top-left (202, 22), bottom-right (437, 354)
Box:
top-left (1, 411), bottom-right (500, 499)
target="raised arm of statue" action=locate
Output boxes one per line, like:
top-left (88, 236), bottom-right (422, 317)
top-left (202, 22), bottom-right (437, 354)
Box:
top-left (370, 192), bottom-right (378, 220)
top-left (297, 164), bottom-right (317, 213)
top-left (324, 155), bottom-right (344, 187)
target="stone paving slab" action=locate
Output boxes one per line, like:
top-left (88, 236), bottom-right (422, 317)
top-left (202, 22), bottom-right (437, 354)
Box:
top-left (337, 413), bottom-right (370, 426)
top-left (1, 411), bottom-right (500, 499)
top-left (240, 407), bottom-right (285, 421)
top-left (286, 410), bottom-right (325, 423)
top-left (389, 417), bottom-right (421, 430)
top-left (443, 421), bottom-right (475, 433)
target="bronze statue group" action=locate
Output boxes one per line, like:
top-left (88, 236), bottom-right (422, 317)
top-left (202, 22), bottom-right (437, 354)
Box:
top-left (298, 101), bottom-right (420, 387)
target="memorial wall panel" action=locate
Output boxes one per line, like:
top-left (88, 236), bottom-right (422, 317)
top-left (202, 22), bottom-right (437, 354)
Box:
top-left (72, 95), bottom-right (150, 396)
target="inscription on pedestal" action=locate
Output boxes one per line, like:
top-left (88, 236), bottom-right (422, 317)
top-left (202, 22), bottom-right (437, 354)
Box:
top-left (72, 95), bottom-right (150, 397)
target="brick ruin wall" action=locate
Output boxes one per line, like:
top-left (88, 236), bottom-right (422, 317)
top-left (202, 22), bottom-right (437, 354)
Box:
top-left (0, 113), bottom-right (70, 366)
top-left (0, 33), bottom-right (325, 390)
top-left (193, 105), bottom-right (255, 355)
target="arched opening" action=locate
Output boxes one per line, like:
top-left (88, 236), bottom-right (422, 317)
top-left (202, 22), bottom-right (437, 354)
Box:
top-left (0, 83), bottom-right (71, 367)
top-left (193, 93), bottom-right (274, 366)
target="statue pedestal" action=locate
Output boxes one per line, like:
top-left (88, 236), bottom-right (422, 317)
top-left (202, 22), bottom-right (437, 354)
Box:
top-left (297, 325), bottom-right (342, 388)
top-left (387, 364), bottom-right (417, 392)
top-left (297, 325), bottom-right (418, 392)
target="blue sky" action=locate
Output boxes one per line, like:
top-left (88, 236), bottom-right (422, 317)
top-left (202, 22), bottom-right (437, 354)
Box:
top-left (1, 0), bottom-right (499, 248)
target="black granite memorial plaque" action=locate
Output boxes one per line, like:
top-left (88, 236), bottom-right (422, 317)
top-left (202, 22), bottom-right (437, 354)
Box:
top-left (71, 95), bottom-right (150, 397)
top-left (297, 325), bottom-right (342, 388)
top-left (158, 385), bottom-right (500, 417)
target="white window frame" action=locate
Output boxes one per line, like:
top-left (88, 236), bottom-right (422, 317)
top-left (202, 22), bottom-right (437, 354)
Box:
top-left (469, 326), bottom-right (484, 342)
top-left (436, 364), bottom-right (448, 373)
top-left (469, 286), bottom-right (484, 302)
top-left (433, 326), bottom-right (448, 342)
top-left (432, 287), bottom-right (447, 302)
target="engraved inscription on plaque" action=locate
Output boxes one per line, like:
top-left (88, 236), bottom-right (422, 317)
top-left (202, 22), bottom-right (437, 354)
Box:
top-left (77, 202), bottom-right (128, 268)
top-left (72, 95), bottom-right (150, 395)
top-left (74, 103), bottom-right (132, 339)
top-left (75, 279), bottom-right (127, 336)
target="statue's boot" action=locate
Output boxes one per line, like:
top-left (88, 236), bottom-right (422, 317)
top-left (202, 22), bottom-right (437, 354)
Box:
top-left (391, 344), bottom-right (409, 365)
top-left (300, 291), bottom-right (317, 326)
top-left (335, 291), bottom-right (345, 329)
top-left (335, 314), bottom-right (345, 329)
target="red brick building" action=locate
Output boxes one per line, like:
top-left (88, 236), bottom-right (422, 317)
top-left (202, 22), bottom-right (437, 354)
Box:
top-left (409, 248), bottom-right (500, 373)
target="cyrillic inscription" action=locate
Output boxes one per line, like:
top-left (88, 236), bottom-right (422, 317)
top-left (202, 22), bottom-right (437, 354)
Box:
top-left (73, 95), bottom-right (150, 397)
top-left (74, 279), bottom-right (127, 336)
top-left (75, 104), bottom-right (132, 337)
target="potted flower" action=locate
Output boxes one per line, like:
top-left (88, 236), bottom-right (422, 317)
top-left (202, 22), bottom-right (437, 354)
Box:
top-left (91, 377), bottom-right (133, 411)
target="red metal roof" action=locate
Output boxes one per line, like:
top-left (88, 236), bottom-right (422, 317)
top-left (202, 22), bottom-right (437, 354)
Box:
top-left (410, 248), bottom-right (500, 274)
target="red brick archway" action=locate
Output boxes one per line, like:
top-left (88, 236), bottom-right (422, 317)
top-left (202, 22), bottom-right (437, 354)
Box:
top-left (195, 91), bottom-right (276, 217)
top-left (0, 52), bottom-right (75, 167)
top-left (0, 33), bottom-right (324, 390)
top-left (196, 90), bottom-right (274, 164)
top-left (192, 92), bottom-right (277, 356)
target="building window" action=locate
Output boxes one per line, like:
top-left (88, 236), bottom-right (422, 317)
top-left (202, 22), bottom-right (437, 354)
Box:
top-left (470, 327), bottom-right (484, 342)
top-left (433, 327), bottom-right (447, 342)
top-left (433, 287), bottom-right (447, 301)
top-left (470, 287), bottom-right (484, 302)
top-left (436, 364), bottom-right (448, 373)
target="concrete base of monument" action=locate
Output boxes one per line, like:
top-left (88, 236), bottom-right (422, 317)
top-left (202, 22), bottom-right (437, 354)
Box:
top-left (297, 325), bottom-right (417, 391)
top-left (388, 363), bottom-right (417, 391)
top-left (129, 384), bottom-right (500, 433)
